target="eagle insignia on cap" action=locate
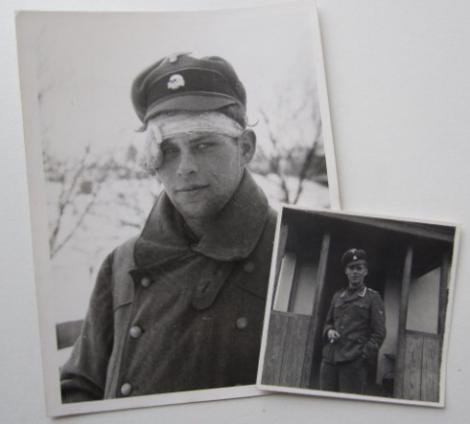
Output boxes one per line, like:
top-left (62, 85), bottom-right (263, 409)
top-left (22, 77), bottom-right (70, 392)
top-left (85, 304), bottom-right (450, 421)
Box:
top-left (167, 74), bottom-right (185, 90)
top-left (353, 255), bottom-right (358, 260)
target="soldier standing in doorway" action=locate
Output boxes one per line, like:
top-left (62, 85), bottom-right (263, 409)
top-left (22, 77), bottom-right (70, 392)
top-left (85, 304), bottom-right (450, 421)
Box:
top-left (319, 248), bottom-right (386, 394)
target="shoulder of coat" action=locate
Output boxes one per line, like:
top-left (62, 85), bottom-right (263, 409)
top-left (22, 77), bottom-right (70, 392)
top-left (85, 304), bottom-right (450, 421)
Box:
top-left (334, 288), bottom-right (347, 299)
top-left (254, 206), bottom-right (278, 252)
top-left (365, 287), bottom-right (382, 299)
top-left (112, 236), bottom-right (138, 273)
top-left (366, 288), bottom-right (384, 303)
top-left (114, 234), bottom-right (138, 253)
top-left (265, 206), bottom-right (278, 232)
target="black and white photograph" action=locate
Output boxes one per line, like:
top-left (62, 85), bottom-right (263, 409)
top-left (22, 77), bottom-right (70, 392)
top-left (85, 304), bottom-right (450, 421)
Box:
top-left (258, 206), bottom-right (459, 406)
top-left (15, 1), bottom-right (338, 416)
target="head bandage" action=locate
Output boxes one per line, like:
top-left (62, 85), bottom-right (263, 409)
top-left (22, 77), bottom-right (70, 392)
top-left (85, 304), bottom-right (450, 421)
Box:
top-left (141, 112), bottom-right (245, 172)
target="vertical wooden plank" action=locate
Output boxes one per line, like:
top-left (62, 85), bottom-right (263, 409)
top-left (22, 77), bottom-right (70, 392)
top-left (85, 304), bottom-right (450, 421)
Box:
top-left (261, 312), bottom-right (288, 385)
top-left (287, 263), bottom-right (301, 313)
top-left (301, 232), bottom-right (331, 388)
top-left (438, 252), bottom-right (450, 337)
top-left (421, 335), bottom-right (440, 402)
top-left (273, 253), bottom-right (296, 312)
top-left (402, 333), bottom-right (424, 400)
top-left (274, 223), bottom-right (289, 294)
top-left (279, 315), bottom-right (310, 387)
top-left (394, 245), bottom-right (414, 398)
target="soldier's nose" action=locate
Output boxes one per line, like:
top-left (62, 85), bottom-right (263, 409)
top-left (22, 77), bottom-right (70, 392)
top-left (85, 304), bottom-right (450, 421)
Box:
top-left (176, 151), bottom-right (198, 176)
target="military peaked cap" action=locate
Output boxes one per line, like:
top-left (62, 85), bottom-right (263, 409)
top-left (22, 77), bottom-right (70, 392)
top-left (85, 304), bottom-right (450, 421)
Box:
top-left (341, 248), bottom-right (368, 268)
top-left (131, 53), bottom-right (247, 124)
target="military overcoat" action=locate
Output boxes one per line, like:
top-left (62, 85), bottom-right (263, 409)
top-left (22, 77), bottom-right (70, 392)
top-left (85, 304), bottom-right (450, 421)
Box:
top-left (61, 172), bottom-right (276, 402)
top-left (322, 286), bottom-right (386, 364)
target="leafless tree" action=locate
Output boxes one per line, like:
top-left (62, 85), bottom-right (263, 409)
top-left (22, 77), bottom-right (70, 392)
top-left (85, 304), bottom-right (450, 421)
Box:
top-left (258, 109), bottom-right (291, 203)
top-left (256, 78), bottom-right (325, 205)
top-left (46, 146), bottom-right (105, 258)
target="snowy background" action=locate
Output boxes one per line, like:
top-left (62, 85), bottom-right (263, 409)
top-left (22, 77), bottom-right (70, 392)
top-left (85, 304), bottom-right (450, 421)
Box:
top-left (24, 5), bottom-right (334, 356)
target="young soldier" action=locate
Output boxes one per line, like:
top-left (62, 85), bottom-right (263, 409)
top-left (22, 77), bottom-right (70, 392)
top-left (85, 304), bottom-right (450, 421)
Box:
top-left (61, 53), bottom-right (276, 402)
top-left (319, 248), bottom-right (386, 394)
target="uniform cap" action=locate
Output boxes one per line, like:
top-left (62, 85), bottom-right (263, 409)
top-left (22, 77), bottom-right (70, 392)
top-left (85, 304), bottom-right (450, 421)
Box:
top-left (131, 53), bottom-right (247, 125)
top-left (341, 248), bottom-right (368, 268)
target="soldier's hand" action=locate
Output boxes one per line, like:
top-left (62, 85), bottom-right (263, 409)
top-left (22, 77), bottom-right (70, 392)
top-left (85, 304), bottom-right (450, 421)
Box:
top-left (327, 329), bottom-right (341, 343)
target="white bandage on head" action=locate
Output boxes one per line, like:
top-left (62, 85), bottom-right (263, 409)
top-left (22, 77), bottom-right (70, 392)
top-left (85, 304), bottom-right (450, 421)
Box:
top-left (141, 111), bottom-right (245, 172)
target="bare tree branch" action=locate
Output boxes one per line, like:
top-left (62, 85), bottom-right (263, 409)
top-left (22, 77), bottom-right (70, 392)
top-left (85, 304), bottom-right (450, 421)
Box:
top-left (118, 219), bottom-right (142, 229)
top-left (48, 147), bottom-right (91, 252)
top-left (259, 108), bottom-right (290, 203)
top-left (292, 117), bottom-right (322, 205)
top-left (50, 186), bottom-right (100, 257)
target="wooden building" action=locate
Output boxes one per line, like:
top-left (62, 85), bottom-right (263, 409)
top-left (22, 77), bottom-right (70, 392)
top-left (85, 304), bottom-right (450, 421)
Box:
top-left (261, 208), bottom-right (456, 402)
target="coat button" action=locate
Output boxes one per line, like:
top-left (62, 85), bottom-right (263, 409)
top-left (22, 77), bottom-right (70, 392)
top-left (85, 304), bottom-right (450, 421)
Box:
top-left (141, 277), bottom-right (151, 288)
top-left (129, 325), bottom-right (143, 338)
top-left (243, 261), bottom-right (255, 273)
top-left (120, 382), bottom-right (132, 396)
top-left (236, 317), bottom-right (248, 330)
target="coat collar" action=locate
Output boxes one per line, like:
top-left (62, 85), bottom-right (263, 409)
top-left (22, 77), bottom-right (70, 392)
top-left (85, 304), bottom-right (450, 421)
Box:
top-left (133, 171), bottom-right (270, 269)
top-left (338, 286), bottom-right (367, 302)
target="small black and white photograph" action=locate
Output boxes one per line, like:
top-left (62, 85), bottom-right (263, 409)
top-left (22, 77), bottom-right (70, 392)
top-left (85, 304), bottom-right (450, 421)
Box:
top-left (15, 0), bottom-right (338, 417)
top-left (258, 206), bottom-right (459, 406)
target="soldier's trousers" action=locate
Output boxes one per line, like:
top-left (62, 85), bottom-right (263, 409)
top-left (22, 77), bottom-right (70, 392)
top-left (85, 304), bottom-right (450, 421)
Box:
top-left (319, 358), bottom-right (367, 394)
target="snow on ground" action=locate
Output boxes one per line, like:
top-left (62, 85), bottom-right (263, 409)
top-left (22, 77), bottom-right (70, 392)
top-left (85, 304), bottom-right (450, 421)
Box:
top-left (49, 172), bottom-right (330, 326)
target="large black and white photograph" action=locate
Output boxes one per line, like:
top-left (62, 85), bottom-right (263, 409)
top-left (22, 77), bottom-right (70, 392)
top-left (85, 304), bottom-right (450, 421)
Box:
top-left (16, 1), bottom-right (338, 416)
top-left (258, 206), bottom-right (458, 406)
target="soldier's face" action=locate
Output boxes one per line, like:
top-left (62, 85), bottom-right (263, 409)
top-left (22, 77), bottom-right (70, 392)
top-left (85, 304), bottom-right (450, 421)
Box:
top-left (156, 130), bottom-right (254, 220)
top-left (345, 261), bottom-right (368, 290)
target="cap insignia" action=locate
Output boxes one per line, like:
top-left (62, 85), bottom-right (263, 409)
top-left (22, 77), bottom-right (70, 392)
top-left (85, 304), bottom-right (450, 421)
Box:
top-left (353, 255), bottom-right (358, 260)
top-left (168, 74), bottom-right (185, 90)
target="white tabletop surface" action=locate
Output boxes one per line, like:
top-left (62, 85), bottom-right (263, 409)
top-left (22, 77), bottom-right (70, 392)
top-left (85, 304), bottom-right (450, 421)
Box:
top-left (1, 0), bottom-right (469, 423)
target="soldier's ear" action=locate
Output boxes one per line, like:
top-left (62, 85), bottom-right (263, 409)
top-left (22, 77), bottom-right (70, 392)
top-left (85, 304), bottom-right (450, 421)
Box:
top-left (238, 129), bottom-right (256, 166)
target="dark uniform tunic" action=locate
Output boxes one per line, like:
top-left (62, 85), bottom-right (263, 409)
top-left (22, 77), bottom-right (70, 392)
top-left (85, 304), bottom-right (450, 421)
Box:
top-left (60, 172), bottom-right (276, 402)
top-left (320, 286), bottom-right (386, 393)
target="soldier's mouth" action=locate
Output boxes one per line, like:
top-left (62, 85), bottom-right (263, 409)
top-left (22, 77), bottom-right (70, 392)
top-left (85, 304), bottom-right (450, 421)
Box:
top-left (176, 184), bottom-right (210, 193)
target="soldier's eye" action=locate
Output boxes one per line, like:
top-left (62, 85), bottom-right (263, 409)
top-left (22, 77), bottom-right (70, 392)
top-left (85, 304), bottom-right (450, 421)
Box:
top-left (195, 142), bottom-right (214, 151)
top-left (161, 146), bottom-right (179, 157)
